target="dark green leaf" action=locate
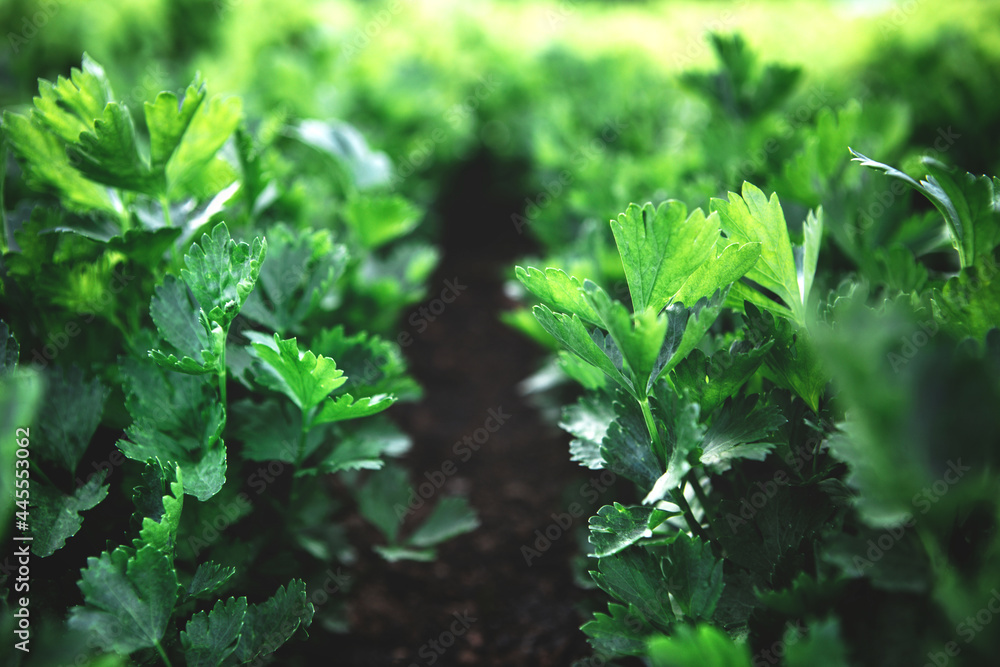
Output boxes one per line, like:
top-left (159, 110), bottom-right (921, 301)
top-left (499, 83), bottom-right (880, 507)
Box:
top-left (591, 547), bottom-right (675, 630)
top-left (600, 394), bottom-right (662, 492)
top-left (742, 303), bottom-right (827, 412)
top-left (34, 365), bottom-right (108, 473)
top-left (671, 338), bottom-right (774, 414)
top-left (357, 463), bottom-right (411, 544)
top-left (30, 475), bottom-right (108, 557)
top-left (150, 275), bottom-right (223, 374)
top-left (582, 603), bottom-right (653, 658)
top-left (662, 534), bottom-right (724, 621)
top-left (187, 561), bottom-right (237, 599)
top-left (785, 617), bottom-right (850, 667)
top-left (230, 580), bottom-right (313, 663)
top-left (118, 358), bottom-right (226, 501)
top-left (700, 395), bottom-right (785, 470)
top-left (316, 421), bottom-right (410, 474)
top-left (68, 545), bottom-right (179, 653)
top-left (181, 596), bottom-right (247, 667)
top-left (649, 289), bottom-right (730, 392)
top-left (241, 224), bottom-right (348, 334)
top-left (533, 305), bottom-right (636, 398)
top-left (407, 496), bottom-right (479, 548)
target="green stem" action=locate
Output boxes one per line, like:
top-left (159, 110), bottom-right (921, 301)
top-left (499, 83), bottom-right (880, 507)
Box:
top-left (638, 395), bottom-right (708, 540)
top-left (684, 468), bottom-right (716, 539)
top-left (639, 396), bottom-right (662, 461)
top-left (217, 340), bottom-right (227, 409)
top-left (160, 195), bottom-right (173, 228)
top-left (154, 641), bottom-right (174, 667)
top-left (296, 419), bottom-right (309, 467)
top-left (673, 480), bottom-right (711, 543)
top-left (637, 395), bottom-right (709, 541)
top-left (0, 148), bottom-right (8, 255)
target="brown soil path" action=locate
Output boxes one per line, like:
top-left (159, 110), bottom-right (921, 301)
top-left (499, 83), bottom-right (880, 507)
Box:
top-left (331, 151), bottom-right (610, 665)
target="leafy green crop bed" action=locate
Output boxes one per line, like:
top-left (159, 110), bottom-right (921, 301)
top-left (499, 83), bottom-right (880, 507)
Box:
top-left (1, 1), bottom-right (1000, 665)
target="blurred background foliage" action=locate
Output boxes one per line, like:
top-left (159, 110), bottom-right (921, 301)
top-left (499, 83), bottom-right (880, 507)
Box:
top-left (4, 0), bottom-right (999, 210)
top-left (4, 0), bottom-right (1000, 364)
top-left (3, 1), bottom-right (1000, 664)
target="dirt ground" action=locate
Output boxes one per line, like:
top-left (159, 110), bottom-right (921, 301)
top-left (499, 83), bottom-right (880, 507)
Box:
top-left (327, 152), bottom-right (616, 665)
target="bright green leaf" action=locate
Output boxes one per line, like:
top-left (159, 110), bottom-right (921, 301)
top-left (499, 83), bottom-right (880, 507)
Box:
top-left (252, 335), bottom-right (345, 412)
top-left (611, 200), bottom-right (718, 313)
top-left (589, 503), bottom-right (675, 558)
top-left (66, 104), bottom-right (160, 195)
top-left (648, 624), bottom-right (752, 667)
top-left (515, 266), bottom-right (601, 325)
top-left (343, 193), bottom-right (421, 249)
top-left (181, 222), bottom-right (267, 328)
top-left (533, 305), bottom-right (636, 398)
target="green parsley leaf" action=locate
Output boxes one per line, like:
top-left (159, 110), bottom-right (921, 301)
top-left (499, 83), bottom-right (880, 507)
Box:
top-left (181, 222), bottom-right (267, 329)
top-left (560, 392), bottom-right (615, 470)
top-left (662, 534), bottom-right (724, 621)
top-left (181, 596), bottom-right (247, 667)
top-left (33, 365), bottom-right (108, 473)
top-left (66, 103), bottom-right (160, 195)
top-left (533, 305), bottom-right (636, 398)
top-left (118, 358), bottom-right (226, 501)
top-left (582, 603), bottom-right (653, 658)
top-left (30, 474), bottom-right (108, 558)
top-left (589, 503), bottom-right (675, 558)
top-left (671, 338), bottom-right (774, 414)
top-left (251, 334), bottom-right (346, 412)
top-left (311, 393), bottom-right (395, 426)
top-left (229, 580), bottom-right (314, 663)
top-left (130, 461), bottom-right (184, 554)
top-left (851, 149), bottom-right (1000, 268)
top-left (149, 275), bottom-right (224, 375)
top-left (700, 395), bottom-right (785, 471)
top-left (187, 561), bottom-right (237, 600)
top-left (609, 198), bottom-right (761, 314)
top-left (590, 547), bottom-right (676, 630)
top-left (240, 224), bottom-right (348, 334)
top-left (515, 266), bottom-right (601, 325)
top-left (357, 463), bottom-right (410, 544)
top-left (68, 544), bottom-right (179, 653)
top-left (712, 183), bottom-right (821, 325)
top-left (647, 624), bottom-right (751, 667)
top-left (407, 496), bottom-right (480, 548)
